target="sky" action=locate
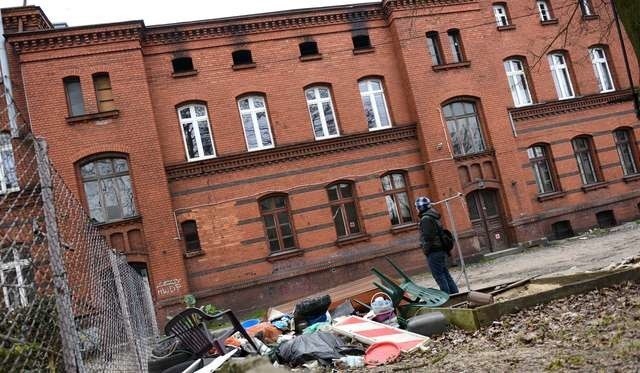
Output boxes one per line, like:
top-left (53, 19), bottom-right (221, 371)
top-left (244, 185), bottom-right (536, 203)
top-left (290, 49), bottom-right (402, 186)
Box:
top-left (2, 0), bottom-right (375, 27)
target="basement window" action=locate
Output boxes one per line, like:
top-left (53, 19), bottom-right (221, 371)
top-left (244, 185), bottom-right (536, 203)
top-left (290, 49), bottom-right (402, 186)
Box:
top-left (596, 210), bottom-right (616, 228)
top-left (352, 34), bottom-right (372, 50)
top-left (299, 41), bottom-right (319, 57)
top-left (172, 57), bottom-right (195, 74)
top-left (232, 50), bottom-right (254, 66)
top-left (551, 220), bottom-right (574, 240)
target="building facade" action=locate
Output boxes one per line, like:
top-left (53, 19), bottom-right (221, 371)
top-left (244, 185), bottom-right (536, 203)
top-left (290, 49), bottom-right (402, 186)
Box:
top-left (1, 0), bottom-right (639, 319)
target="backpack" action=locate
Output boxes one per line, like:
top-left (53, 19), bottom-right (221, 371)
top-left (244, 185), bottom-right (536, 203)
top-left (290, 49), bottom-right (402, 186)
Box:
top-left (421, 215), bottom-right (455, 254)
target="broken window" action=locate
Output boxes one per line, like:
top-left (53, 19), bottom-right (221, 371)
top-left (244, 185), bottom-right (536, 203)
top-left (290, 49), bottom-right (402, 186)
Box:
top-left (64, 76), bottom-right (85, 116)
top-left (237, 95), bottom-right (274, 151)
top-left (92, 73), bottom-right (115, 112)
top-left (177, 103), bottom-right (216, 161)
top-left (299, 41), bottom-right (319, 56)
top-left (359, 79), bottom-right (391, 131)
top-left (327, 182), bottom-right (362, 238)
top-left (181, 220), bottom-right (201, 253)
top-left (426, 31), bottom-right (444, 65)
top-left (259, 195), bottom-right (296, 252)
top-left (1, 244), bottom-right (34, 310)
top-left (572, 136), bottom-right (600, 185)
top-left (352, 34), bottom-right (372, 50)
top-left (172, 57), bottom-right (195, 73)
top-left (80, 157), bottom-right (137, 223)
top-left (305, 86), bottom-right (339, 139)
top-left (381, 172), bottom-right (413, 226)
top-left (232, 50), bottom-right (253, 65)
top-left (442, 101), bottom-right (486, 156)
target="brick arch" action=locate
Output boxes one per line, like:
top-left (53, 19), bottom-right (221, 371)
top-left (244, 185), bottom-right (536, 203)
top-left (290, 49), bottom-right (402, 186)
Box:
top-left (72, 145), bottom-right (132, 165)
top-left (440, 95), bottom-right (482, 107)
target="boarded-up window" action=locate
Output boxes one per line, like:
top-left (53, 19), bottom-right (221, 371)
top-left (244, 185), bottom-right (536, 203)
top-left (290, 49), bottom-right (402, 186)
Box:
top-left (127, 229), bottom-right (144, 251)
top-left (110, 232), bottom-right (125, 251)
top-left (93, 73), bottom-right (115, 112)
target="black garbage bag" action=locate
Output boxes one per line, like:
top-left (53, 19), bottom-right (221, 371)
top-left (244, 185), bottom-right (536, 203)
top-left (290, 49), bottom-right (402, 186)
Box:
top-left (293, 295), bottom-right (331, 318)
top-left (275, 332), bottom-right (364, 367)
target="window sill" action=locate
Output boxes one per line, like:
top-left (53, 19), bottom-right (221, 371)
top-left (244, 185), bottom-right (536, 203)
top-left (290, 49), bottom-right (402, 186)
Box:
top-left (497, 24), bottom-right (516, 31)
top-left (623, 173), bottom-right (640, 183)
top-left (232, 63), bottom-right (256, 70)
top-left (352, 47), bottom-right (375, 55)
top-left (453, 149), bottom-right (495, 161)
top-left (581, 181), bottom-right (608, 192)
top-left (299, 54), bottom-right (323, 62)
top-left (94, 215), bottom-right (142, 229)
top-left (172, 70), bottom-right (198, 78)
top-left (537, 191), bottom-right (566, 202)
top-left (540, 19), bottom-right (559, 26)
top-left (336, 233), bottom-right (371, 247)
top-left (66, 110), bottom-right (119, 124)
top-left (184, 250), bottom-right (205, 259)
top-left (391, 223), bottom-right (418, 234)
top-left (582, 14), bottom-right (599, 21)
top-left (266, 248), bottom-right (303, 262)
top-left (432, 61), bottom-right (471, 71)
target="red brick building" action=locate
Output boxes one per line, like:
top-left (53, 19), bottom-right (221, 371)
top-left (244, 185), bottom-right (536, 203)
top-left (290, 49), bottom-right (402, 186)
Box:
top-left (1, 0), bottom-right (638, 318)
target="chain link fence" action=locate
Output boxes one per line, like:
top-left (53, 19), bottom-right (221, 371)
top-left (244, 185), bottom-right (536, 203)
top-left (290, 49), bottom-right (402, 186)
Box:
top-left (0, 88), bottom-right (158, 371)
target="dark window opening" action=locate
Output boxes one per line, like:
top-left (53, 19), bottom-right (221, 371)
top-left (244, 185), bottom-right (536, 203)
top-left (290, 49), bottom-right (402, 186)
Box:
top-left (447, 29), bottom-right (465, 63)
top-left (552, 220), bottom-right (574, 240)
top-left (596, 210), bottom-right (616, 228)
top-left (352, 35), bottom-right (372, 50)
top-left (232, 50), bottom-right (253, 65)
top-left (426, 31), bottom-right (444, 65)
top-left (181, 220), bottom-right (201, 253)
top-left (299, 41), bottom-right (319, 56)
top-left (172, 57), bottom-right (195, 73)
top-left (63, 76), bottom-right (85, 117)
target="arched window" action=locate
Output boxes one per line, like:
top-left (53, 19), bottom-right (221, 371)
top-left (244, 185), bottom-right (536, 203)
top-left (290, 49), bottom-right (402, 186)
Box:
top-left (589, 47), bottom-right (615, 93)
top-left (327, 182), bottom-right (362, 238)
top-left (537, 0), bottom-right (553, 21)
top-left (237, 95), bottom-right (274, 151)
top-left (358, 79), bottom-right (391, 131)
top-left (504, 58), bottom-right (533, 107)
top-left (442, 100), bottom-right (486, 156)
top-left (181, 220), bottom-right (201, 253)
top-left (381, 172), bottom-right (413, 226)
top-left (92, 73), bottom-right (115, 112)
top-left (613, 128), bottom-right (639, 176)
top-left (299, 41), bottom-right (319, 57)
top-left (527, 144), bottom-right (557, 194)
top-left (548, 52), bottom-right (575, 99)
top-left (80, 157), bottom-right (137, 223)
top-left (259, 195), bottom-right (295, 252)
top-left (579, 0), bottom-right (594, 17)
top-left (177, 103), bottom-right (216, 161)
top-left (305, 86), bottom-right (339, 140)
top-left (63, 76), bottom-right (85, 116)
top-left (571, 136), bottom-right (601, 185)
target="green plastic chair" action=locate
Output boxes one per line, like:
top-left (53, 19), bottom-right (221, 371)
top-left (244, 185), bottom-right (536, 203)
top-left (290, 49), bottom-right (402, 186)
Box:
top-left (371, 259), bottom-right (449, 307)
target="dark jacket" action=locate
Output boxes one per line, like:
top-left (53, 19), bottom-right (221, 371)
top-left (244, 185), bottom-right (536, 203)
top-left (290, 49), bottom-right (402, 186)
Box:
top-left (419, 208), bottom-right (443, 254)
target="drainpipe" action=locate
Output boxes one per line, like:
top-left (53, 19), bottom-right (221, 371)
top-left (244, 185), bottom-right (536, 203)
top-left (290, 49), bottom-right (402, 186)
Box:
top-left (611, 0), bottom-right (640, 119)
top-left (0, 10), bottom-right (20, 137)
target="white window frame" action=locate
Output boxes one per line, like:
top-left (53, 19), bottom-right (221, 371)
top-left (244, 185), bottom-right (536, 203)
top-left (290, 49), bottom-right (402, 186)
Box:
top-left (580, 0), bottom-right (593, 16)
top-left (0, 133), bottom-right (19, 195)
top-left (305, 86), bottom-right (340, 140)
top-left (177, 103), bottom-right (216, 162)
top-left (590, 47), bottom-right (615, 93)
top-left (1, 246), bottom-right (31, 310)
top-left (493, 5), bottom-right (509, 26)
top-left (548, 53), bottom-right (575, 100)
top-left (504, 59), bottom-right (533, 107)
top-left (537, 0), bottom-right (551, 21)
top-left (237, 95), bottom-right (275, 151)
top-left (359, 79), bottom-right (391, 131)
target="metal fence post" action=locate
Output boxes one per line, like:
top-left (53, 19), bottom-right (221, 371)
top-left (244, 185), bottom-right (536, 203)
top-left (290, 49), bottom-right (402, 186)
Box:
top-left (108, 251), bottom-right (144, 372)
top-left (34, 138), bottom-right (85, 372)
top-left (142, 279), bottom-right (159, 338)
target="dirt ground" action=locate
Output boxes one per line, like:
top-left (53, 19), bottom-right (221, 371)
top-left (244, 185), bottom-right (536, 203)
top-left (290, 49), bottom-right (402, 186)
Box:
top-left (413, 222), bottom-right (640, 291)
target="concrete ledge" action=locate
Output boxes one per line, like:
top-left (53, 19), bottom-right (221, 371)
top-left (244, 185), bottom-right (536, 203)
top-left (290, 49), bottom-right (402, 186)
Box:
top-left (483, 247), bottom-right (525, 260)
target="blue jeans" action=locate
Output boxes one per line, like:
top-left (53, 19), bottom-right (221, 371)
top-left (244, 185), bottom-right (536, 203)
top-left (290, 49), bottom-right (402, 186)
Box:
top-left (427, 250), bottom-right (459, 294)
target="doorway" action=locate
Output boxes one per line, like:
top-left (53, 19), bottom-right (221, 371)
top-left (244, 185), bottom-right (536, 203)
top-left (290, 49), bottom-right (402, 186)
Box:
top-left (466, 189), bottom-right (509, 252)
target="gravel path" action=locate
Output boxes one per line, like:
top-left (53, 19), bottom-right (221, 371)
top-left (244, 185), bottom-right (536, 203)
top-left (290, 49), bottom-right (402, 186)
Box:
top-left (413, 222), bottom-right (640, 291)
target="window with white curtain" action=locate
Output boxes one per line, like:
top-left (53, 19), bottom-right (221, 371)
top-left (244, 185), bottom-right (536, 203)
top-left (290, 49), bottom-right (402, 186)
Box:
top-left (548, 53), bottom-right (575, 99)
top-left (305, 86), bottom-right (340, 140)
top-left (177, 103), bottom-right (216, 161)
top-left (589, 47), bottom-right (615, 93)
top-left (237, 95), bottom-right (275, 151)
top-left (359, 79), bottom-right (391, 131)
top-left (504, 59), bottom-right (533, 107)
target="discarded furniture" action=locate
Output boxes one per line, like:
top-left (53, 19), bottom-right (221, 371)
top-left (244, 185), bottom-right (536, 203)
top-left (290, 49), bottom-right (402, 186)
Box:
top-left (371, 266), bottom-right (449, 307)
top-left (164, 308), bottom-right (257, 357)
top-left (384, 257), bottom-right (451, 304)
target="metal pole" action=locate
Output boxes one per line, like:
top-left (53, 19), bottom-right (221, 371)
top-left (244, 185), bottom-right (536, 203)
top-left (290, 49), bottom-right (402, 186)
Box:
top-left (444, 199), bottom-right (471, 291)
top-left (142, 278), bottom-right (159, 338)
top-left (108, 251), bottom-right (144, 372)
top-left (35, 138), bottom-right (85, 372)
top-left (611, 0), bottom-right (640, 119)
top-left (0, 10), bottom-right (20, 137)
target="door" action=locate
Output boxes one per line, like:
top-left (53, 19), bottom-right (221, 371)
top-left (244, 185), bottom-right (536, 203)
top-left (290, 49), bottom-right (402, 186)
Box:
top-left (466, 189), bottom-right (509, 252)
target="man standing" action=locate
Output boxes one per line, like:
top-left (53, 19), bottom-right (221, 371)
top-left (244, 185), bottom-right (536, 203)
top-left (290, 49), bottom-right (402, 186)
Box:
top-left (415, 196), bottom-right (459, 294)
